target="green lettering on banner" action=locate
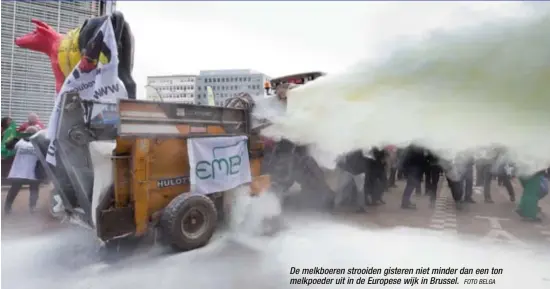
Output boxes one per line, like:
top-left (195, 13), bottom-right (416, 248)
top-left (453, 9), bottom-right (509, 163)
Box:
top-left (229, 155), bottom-right (241, 175)
top-left (195, 155), bottom-right (243, 180)
top-left (211, 158), bottom-right (230, 179)
top-left (194, 139), bottom-right (246, 181)
top-left (196, 160), bottom-right (211, 180)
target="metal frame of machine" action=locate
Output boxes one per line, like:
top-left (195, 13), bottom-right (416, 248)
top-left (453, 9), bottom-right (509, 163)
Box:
top-left (32, 92), bottom-right (270, 252)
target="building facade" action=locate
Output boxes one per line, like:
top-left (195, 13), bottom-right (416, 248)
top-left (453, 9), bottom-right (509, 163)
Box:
top-left (195, 69), bottom-right (270, 106)
top-left (146, 75), bottom-right (197, 104)
top-left (1, 0), bottom-right (111, 126)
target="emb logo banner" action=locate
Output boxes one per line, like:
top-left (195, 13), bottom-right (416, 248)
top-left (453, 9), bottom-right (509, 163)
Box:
top-left (188, 136), bottom-right (252, 195)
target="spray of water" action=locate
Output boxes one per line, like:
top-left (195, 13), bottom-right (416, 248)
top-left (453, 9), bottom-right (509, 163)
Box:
top-left (261, 11), bottom-right (550, 177)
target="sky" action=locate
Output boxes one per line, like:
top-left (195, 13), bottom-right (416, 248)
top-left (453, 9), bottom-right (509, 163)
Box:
top-left (116, 1), bottom-right (533, 99)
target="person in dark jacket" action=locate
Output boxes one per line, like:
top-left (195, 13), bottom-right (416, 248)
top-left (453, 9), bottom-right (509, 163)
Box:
top-left (336, 149), bottom-right (368, 212)
top-left (475, 162), bottom-right (485, 187)
top-left (425, 150), bottom-right (441, 207)
top-left (445, 174), bottom-right (465, 210)
top-left (400, 145), bottom-right (427, 209)
top-left (462, 158), bottom-right (475, 203)
top-left (396, 148), bottom-right (406, 180)
top-left (365, 148), bottom-right (387, 206)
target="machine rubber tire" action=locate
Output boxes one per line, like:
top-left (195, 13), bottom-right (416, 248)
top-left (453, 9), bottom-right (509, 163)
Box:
top-left (160, 194), bottom-right (218, 251)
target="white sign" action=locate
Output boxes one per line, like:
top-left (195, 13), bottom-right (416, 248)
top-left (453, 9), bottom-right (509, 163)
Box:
top-left (188, 136), bottom-right (252, 195)
top-left (46, 18), bottom-right (128, 165)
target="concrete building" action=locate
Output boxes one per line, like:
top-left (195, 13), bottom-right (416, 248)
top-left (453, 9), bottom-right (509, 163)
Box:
top-left (146, 75), bottom-right (197, 104)
top-left (1, 0), bottom-right (112, 126)
top-left (195, 69), bottom-right (270, 106)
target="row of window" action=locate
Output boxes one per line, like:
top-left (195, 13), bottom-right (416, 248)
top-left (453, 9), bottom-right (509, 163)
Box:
top-left (197, 84), bottom-right (262, 91)
top-left (203, 76), bottom-right (254, 83)
top-left (162, 93), bottom-right (193, 99)
top-left (151, 79), bottom-right (196, 85)
top-left (196, 93), bottom-right (241, 99)
top-left (153, 85), bottom-right (194, 92)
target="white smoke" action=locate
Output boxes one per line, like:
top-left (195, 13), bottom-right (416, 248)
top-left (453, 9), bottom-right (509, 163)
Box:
top-left (226, 186), bottom-right (283, 236)
top-left (260, 10), bottom-right (550, 177)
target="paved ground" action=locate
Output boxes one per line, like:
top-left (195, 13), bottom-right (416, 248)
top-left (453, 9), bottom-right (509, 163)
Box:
top-left (2, 179), bottom-right (550, 289)
top-left (330, 178), bottom-right (550, 249)
top-left (1, 184), bottom-right (64, 240)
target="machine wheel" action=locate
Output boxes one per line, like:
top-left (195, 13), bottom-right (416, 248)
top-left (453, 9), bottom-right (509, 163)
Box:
top-left (160, 193), bottom-right (218, 251)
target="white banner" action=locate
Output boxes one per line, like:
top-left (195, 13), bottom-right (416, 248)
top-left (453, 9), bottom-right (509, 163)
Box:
top-left (46, 18), bottom-right (128, 165)
top-left (188, 136), bottom-right (252, 195)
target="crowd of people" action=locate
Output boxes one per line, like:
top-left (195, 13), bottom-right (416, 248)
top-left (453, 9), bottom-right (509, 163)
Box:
top-left (336, 145), bottom-right (550, 222)
top-left (1, 113), bottom-right (46, 215)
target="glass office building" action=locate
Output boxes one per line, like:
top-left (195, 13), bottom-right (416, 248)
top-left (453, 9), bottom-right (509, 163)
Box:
top-left (1, 0), bottom-right (113, 126)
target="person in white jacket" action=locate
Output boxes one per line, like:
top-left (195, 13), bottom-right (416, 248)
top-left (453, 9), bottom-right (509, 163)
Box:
top-left (3, 126), bottom-right (41, 215)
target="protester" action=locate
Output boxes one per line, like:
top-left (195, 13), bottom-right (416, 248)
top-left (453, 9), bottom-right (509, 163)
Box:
top-left (479, 161), bottom-right (496, 203)
top-left (425, 150), bottom-right (442, 207)
top-left (256, 83), bottom-right (336, 211)
top-left (17, 112), bottom-right (45, 132)
top-left (1, 117), bottom-right (17, 179)
top-left (445, 174), bottom-right (465, 211)
top-left (336, 149), bottom-right (369, 212)
top-left (475, 162), bottom-right (485, 187)
top-left (498, 163), bottom-right (516, 202)
top-left (3, 126), bottom-right (43, 215)
top-left (365, 148), bottom-right (387, 206)
top-left (2, 117), bottom-right (13, 137)
top-left (386, 145), bottom-right (398, 188)
top-left (400, 145), bottom-right (427, 209)
top-left (462, 158), bottom-right (475, 203)
top-left (396, 148), bottom-right (405, 180)
top-left (2, 117), bottom-right (17, 155)
top-left (516, 170), bottom-right (546, 222)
